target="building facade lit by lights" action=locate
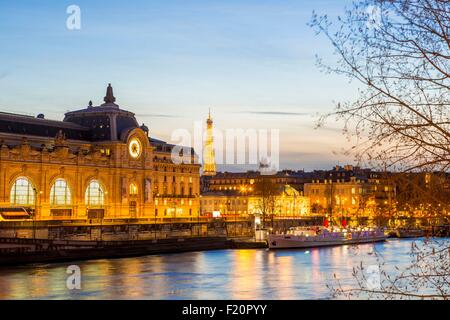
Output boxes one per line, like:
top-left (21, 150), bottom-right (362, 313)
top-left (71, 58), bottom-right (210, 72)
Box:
top-left (201, 185), bottom-right (310, 218)
top-left (0, 84), bottom-right (200, 221)
top-left (304, 166), bottom-right (396, 218)
top-left (202, 110), bottom-right (216, 176)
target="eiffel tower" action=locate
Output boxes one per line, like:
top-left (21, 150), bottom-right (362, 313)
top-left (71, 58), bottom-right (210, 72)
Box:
top-left (203, 109), bottom-right (216, 176)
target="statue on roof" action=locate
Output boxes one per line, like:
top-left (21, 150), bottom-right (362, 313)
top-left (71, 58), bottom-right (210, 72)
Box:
top-left (103, 83), bottom-right (116, 104)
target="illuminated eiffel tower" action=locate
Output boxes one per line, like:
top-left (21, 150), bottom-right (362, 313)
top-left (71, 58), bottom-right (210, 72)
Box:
top-left (203, 109), bottom-right (216, 176)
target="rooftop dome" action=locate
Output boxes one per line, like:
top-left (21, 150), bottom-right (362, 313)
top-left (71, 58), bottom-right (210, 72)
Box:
top-left (63, 84), bottom-right (139, 141)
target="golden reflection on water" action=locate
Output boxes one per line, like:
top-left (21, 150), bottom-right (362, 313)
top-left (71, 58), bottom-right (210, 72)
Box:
top-left (0, 277), bottom-right (11, 299)
top-left (272, 254), bottom-right (295, 299)
top-left (81, 258), bottom-right (148, 299)
top-left (117, 258), bottom-right (145, 298)
top-left (146, 255), bottom-right (176, 299)
top-left (0, 266), bottom-right (51, 299)
top-left (29, 267), bottom-right (50, 299)
top-left (310, 249), bottom-right (324, 296)
top-left (84, 259), bottom-right (118, 299)
top-left (230, 250), bottom-right (264, 299)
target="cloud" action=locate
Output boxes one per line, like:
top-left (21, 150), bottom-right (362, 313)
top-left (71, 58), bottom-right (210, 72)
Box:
top-left (136, 113), bottom-right (182, 118)
top-left (314, 125), bottom-right (343, 133)
top-left (234, 111), bottom-right (310, 116)
top-left (0, 70), bottom-right (10, 80)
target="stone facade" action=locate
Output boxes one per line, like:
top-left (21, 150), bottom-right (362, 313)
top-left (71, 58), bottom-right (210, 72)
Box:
top-left (0, 85), bottom-right (200, 221)
top-left (304, 176), bottom-right (395, 217)
top-left (201, 185), bottom-right (310, 218)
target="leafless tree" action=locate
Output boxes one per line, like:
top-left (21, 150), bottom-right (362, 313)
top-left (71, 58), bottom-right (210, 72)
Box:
top-left (329, 238), bottom-right (450, 299)
top-left (394, 172), bottom-right (449, 219)
top-left (310, 0), bottom-right (449, 173)
top-left (254, 176), bottom-right (278, 228)
top-left (311, 0), bottom-right (450, 299)
top-left (311, 202), bottom-right (325, 214)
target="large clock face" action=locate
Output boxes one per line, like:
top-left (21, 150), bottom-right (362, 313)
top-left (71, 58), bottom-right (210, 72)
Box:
top-left (128, 138), bottom-right (142, 159)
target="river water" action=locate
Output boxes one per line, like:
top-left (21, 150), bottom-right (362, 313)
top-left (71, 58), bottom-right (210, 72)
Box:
top-left (0, 238), bottom-right (448, 299)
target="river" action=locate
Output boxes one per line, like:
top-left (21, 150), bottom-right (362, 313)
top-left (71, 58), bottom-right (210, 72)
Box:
top-left (0, 238), bottom-right (448, 299)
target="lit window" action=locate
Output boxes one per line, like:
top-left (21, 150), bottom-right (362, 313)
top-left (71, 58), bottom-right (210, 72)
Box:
top-left (129, 183), bottom-right (138, 195)
top-left (50, 179), bottom-right (71, 206)
top-left (85, 180), bottom-right (104, 207)
top-left (10, 177), bottom-right (35, 206)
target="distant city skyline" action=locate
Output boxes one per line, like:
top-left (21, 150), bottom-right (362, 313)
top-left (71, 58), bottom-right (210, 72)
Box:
top-left (0, 0), bottom-right (360, 171)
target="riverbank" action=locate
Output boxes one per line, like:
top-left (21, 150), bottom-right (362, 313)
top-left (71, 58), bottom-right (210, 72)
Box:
top-left (0, 237), bottom-right (229, 266)
top-left (0, 236), bottom-right (269, 266)
top-left (1, 222), bottom-right (448, 266)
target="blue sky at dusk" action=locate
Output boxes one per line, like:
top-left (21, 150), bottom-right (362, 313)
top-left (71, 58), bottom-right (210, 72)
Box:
top-left (0, 0), bottom-right (359, 171)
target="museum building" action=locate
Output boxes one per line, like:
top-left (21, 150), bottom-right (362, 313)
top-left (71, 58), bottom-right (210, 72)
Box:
top-left (0, 84), bottom-right (200, 221)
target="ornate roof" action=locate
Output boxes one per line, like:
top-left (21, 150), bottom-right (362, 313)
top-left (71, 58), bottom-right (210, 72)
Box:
top-left (0, 84), bottom-right (197, 157)
top-left (0, 111), bottom-right (91, 141)
top-left (0, 84), bottom-right (139, 142)
top-left (0, 84), bottom-right (199, 159)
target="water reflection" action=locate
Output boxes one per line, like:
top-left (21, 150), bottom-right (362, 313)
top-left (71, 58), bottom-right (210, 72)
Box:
top-left (0, 238), bottom-right (446, 300)
top-left (272, 254), bottom-right (295, 299)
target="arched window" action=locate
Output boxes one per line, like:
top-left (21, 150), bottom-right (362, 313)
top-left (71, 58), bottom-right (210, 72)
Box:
top-left (50, 179), bottom-right (72, 206)
top-left (10, 177), bottom-right (35, 206)
top-left (129, 183), bottom-right (138, 195)
top-left (85, 180), bottom-right (104, 207)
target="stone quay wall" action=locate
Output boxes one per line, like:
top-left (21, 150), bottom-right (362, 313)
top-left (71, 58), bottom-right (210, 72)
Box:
top-left (0, 220), bottom-right (256, 241)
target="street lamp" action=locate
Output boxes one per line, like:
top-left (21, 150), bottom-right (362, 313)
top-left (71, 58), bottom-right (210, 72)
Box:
top-left (154, 206), bottom-right (157, 240)
top-left (32, 188), bottom-right (37, 239)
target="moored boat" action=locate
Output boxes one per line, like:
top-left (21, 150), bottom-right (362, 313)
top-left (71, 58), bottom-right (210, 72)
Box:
top-left (268, 226), bottom-right (387, 249)
top-left (394, 228), bottom-right (425, 238)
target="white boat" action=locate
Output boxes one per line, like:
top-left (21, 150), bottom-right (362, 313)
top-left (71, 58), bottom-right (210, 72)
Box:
top-left (268, 226), bottom-right (387, 249)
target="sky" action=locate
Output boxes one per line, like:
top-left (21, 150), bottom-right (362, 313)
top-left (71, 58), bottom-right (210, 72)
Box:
top-left (0, 0), bottom-right (361, 171)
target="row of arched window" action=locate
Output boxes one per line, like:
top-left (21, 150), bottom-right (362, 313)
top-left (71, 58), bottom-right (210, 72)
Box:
top-left (10, 177), bottom-right (105, 207)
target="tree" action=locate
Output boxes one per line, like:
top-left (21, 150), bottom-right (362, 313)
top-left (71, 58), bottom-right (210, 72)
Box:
top-left (310, 0), bottom-right (449, 173)
top-left (324, 182), bottom-right (336, 223)
top-left (310, 0), bottom-right (450, 300)
top-left (311, 202), bottom-right (325, 214)
top-left (254, 176), bottom-right (279, 228)
top-left (329, 238), bottom-right (450, 299)
top-left (394, 172), bottom-right (450, 223)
